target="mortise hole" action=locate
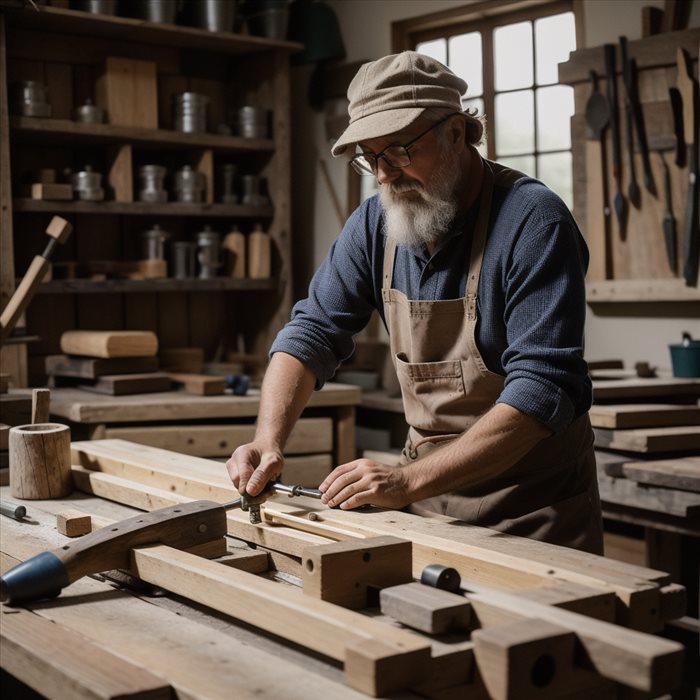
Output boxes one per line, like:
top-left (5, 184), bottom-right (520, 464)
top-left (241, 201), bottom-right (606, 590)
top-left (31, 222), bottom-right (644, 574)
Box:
top-left (304, 559), bottom-right (314, 573)
top-left (62, 545), bottom-right (70, 550)
top-left (362, 552), bottom-right (371, 562)
top-left (531, 654), bottom-right (556, 687)
top-left (173, 510), bottom-right (181, 513)
top-left (111, 528), bottom-right (119, 532)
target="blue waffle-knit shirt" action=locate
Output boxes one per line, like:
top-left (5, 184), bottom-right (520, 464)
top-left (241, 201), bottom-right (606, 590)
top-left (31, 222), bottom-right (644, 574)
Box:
top-left (271, 170), bottom-right (592, 433)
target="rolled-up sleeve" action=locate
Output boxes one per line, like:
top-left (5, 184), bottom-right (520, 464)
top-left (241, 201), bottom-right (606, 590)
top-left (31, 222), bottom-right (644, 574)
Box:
top-left (495, 216), bottom-right (591, 433)
top-left (270, 201), bottom-right (380, 387)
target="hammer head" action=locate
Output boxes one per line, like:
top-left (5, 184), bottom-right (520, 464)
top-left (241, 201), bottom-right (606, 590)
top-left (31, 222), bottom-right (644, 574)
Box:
top-left (46, 216), bottom-right (72, 244)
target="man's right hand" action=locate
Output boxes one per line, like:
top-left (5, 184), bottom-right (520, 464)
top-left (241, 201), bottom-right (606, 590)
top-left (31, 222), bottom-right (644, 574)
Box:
top-left (226, 442), bottom-right (284, 497)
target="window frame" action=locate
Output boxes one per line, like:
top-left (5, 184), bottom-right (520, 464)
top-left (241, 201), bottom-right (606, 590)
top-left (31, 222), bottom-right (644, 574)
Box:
top-left (392, 0), bottom-right (583, 162)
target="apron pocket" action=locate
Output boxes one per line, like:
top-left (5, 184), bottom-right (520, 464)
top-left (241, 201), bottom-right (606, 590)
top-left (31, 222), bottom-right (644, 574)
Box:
top-left (395, 353), bottom-right (468, 432)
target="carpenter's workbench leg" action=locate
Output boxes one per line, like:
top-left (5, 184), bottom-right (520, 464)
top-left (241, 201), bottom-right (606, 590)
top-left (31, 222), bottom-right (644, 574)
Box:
top-left (335, 405), bottom-right (356, 465)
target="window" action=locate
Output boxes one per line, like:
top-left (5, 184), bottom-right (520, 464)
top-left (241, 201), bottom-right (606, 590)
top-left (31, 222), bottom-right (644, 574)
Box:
top-left (395, 0), bottom-right (579, 209)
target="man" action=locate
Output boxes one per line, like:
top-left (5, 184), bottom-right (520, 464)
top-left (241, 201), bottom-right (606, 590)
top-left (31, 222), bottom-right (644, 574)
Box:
top-left (227, 51), bottom-right (603, 553)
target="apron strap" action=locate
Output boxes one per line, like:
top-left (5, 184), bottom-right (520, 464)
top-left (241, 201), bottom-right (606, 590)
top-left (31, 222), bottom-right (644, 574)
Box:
top-left (382, 231), bottom-right (397, 300)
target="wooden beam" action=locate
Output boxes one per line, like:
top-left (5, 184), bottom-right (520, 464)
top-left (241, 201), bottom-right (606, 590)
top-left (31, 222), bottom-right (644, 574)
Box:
top-left (0, 607), bottom-right (173, 700)
top-left (130, 545), bottom-right (431, 697)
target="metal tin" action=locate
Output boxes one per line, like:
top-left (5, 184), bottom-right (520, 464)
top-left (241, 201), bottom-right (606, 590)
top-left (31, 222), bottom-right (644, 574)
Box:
top-left (141, 224), bottom-right (171, 260)
top-left (174, 165), bottom-right (206, 203)
top-left (133, 0), bottom-right (178, 23)
top-left (73, 98), bottom-right (104, 124)
top-left (235, 105), bottom-right (269, 139)
top-left (138, 164), bottom-right (168, 203)
top-left (240, 174), bottom-right (270, 207)
top-left (10, 80), bottom-right (51, 118)
top-left (188, 0), bottom-right (235, 32)
top-left (172, 241), bottom-right (197, 278)
top-left (196, 226), bottom-right (222, 279)
top-left (70, 166), bottom-right (104, 202)
top-left (173, 92), bottom-right (209, 134)
top-left (219, 163), bottom-right (238, 203)
top-left (70, 0), bottom-right (118, 14)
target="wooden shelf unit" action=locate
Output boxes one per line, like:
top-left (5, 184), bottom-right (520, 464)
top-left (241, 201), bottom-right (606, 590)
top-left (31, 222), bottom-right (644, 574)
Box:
top-left (1, 4), bottom-right (296, 386)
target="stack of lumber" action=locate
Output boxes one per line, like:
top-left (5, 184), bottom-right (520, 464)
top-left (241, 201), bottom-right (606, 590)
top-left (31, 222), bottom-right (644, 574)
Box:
top-left (158, 346), bottom-right (226, 396)
top-left (9, 437), bottom-right (683, 698)
top-left (47, 330), bottom-right (171, 396)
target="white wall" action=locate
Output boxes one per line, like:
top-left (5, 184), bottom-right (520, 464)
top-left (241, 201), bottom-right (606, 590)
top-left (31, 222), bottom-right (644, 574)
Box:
top-left (290, 0), bottom-right (700, 370)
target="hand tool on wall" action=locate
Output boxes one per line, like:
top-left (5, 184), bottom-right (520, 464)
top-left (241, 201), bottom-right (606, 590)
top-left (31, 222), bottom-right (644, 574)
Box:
top-left (619, 37), bottom-right (641, 208)
top-left (668, 87), bottom-right (686, 168)
top-left (0, 480), bottom-right (322, 604)
top-left (0, 216), bottom-right (72, 343)
top-left (604, 44), bottom-right (627, 235)
top-left (677, 47), bottom-right (699, 287)
top-left (658, 151), bottom-right (678, 275)
top-left (619, 36), bottom-right (655, 197)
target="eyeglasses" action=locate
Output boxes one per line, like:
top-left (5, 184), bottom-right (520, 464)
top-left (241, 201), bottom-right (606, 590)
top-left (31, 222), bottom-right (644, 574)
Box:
top-left (349, 113), bottom-right (458, 176)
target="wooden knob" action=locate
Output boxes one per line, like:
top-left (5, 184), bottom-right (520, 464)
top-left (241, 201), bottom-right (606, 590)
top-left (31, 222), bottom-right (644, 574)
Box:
top-left (9, 423), bottom-right (72, 499)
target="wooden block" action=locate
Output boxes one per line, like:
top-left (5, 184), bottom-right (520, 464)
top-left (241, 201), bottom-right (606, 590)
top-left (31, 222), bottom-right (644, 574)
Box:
top-left (223, 229), bottom-right (246, 278)
top-left (517, 582), bottom-right (616, 622)
top-left (96, 56), bottom-right (157, 128)
top-left (0, 373), bottom-right (9, 393)
top-left (27, 183), bottom-right (73, 200)
top-left (45, 354), bottom-right (159, 379)
top-left (0, 607), bottom-right (172, 700)
top-left (166, 372), bottom-right (225, 396)
top-left (0, 423), bottom-right (8, 450)
top-left (84, 373), bottom-right (172, 396)
top-left (301, 536), bottom-right (413, 609)
top-left (106, 143), bottom-right (133, 202)
top-left (594, 425), bottom-right (700, 453)
top-left (56, 508), bottom-right (92, 537)
top-left (472, 618), bottom-right (578, 700)
top-left (380, 582), bottom-right (472, 634)
top-left (617, 458), bottom-right (700, 493)
top-left (34, 168), bottom-right (56, 184)
top-left (589, 404), bottom-right (700, 429)
top-left (186, 537), bottom-right (228, 559)
top-left (159, 347), bottom-right (204, 373)
top-left (60, 330), bottom-right (159, 358)
top-left (248, 228), bottom-right (271, 279)
top-left (31, 388), bottom-right (50, 424)
top-left (345, 638), bottom-right (431, 697)
top-left (215, 549), bottom-right (270, 574)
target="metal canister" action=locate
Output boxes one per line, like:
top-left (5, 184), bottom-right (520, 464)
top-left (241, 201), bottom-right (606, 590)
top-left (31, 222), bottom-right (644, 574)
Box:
top-left (173, 92), bottom-right (209, 134)
top-left (73, 98), bottom-right (104, 124)
top-left (70, 166), bottom-right (104, 202)
top-left (69, 0), bottom-right (118, 15)
top-left (10, 81), bottom-right (51, 118)
top-left (133, 0), bottom-right (178, 23)
top-left (141, 224), bottom-right (170, 260)
top-left (188, 0), bottom-right (235, 32)
top-left (139, 164), bottom-right (168, 203)
top-left (196, 226), bottom-right (222, 279)
top-left (172, 241), bottom-right (197, 278)
top-left (235, 106), bottom-right (269, 139)
top-left (174, 165), bottom-right (206, 203)
top-left (240, 174), bottom-right (270, 207)
top-left (219, 163), bottom-right (238, 203)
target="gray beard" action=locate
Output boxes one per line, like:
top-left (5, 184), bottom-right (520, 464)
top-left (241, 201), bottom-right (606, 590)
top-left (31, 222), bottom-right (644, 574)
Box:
top-left (379, 148), bottom-right (460, 250)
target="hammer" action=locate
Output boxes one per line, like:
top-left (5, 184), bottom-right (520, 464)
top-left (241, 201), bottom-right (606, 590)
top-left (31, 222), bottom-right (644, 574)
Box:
top-left (0, 216), bottom-right (72, 342)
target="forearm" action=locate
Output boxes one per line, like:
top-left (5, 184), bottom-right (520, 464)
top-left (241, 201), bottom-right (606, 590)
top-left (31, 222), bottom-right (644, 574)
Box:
top-left (254, 352), bottom-right (317, 449)
top-left (405, 403), bottom-right (552, 502)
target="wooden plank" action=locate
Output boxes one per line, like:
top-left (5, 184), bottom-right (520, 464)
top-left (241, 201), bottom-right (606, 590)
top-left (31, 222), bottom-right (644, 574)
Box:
top-left (0, 607), bottom-right (173, 700)
top-left (97, 417), bottom-right (333, 456)
top-left (616, 458), bottom-right (700, 492)
top-left (594, 425), bottom-right (700, 452)
top-left (69, 440), bottom-right (672, 632)
top-left (379, 582), bottom-right (472, 634)
top-left (46, 355), bottom-right (160, 379)
top-left (31, 387), bottom-right (50, 423)
top-left (589, 404), bottom-right (700, 429)
top-left (165, 372), bottom-right (225, 396)
top-left (130, 545), bottom-right (431, 697)
top-left (60, 331), bottom-right (158, 359)
top-left (83, 373), bottom-right (172, 396)
top-left (592, 377), bottom-right (700, 401)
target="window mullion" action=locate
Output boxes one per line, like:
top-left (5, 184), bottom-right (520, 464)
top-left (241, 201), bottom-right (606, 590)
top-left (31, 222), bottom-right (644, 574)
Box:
top-left (482, 27), bottom-right (496, 161)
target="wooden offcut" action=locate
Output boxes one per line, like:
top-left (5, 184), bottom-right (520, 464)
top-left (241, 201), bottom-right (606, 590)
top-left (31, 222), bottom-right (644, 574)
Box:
top-left (95, 57), bottom-right (158, 128)
top-left (0, 607), bottom-right (172, 700)
top-left (84, 373), bottom-right (172, 396)
top-left (45, 354), bottom-right (159, 379)
top-left (60, 330), bottom-right (158, 359)
top-left (27, 183), bottom-right (73, 200)
top-left (589, 403), bottom-right (700, 429)
top-left (605, 457), bottom-right (700, 493)
top-left (31, 388), bottom-right (50, 424)
top-left (56, 508), bottom-right (93, 537)
top-left (159, 347), bottom-right (204, 373)
top-left (301, 537), bottom-right (413, 609)
top-left (594, 425), bottom-right (700, 452)
top-left (379, 582), bottom-right (472, 634)
top-left (248, 226), bottom-right (271, 279)
top-left (166, 372), bottom-right (225, 396)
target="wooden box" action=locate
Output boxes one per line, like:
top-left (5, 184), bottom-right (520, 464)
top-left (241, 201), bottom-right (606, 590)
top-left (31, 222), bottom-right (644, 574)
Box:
top-left (96, 57), bottom-right (158, 128)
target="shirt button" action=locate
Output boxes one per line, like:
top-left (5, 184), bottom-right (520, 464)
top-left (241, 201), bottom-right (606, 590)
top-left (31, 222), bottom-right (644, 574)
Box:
top-left (428, 263), bottom-right (435, 272)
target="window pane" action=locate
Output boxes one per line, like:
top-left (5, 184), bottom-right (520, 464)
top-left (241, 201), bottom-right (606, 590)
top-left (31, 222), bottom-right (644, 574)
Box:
top-left (535, 12), bottom-right (576, 85)
top-left (537, 85), bottom-right (574, 151)
top-left (416, 38), bottom-right (447, 64)
top-left (499, 155), bottom-right (535, 177)
top-left (538, 152), bottom-right (573, 208)
top-left (494, 21), bottom-right (533, 91)
top-left (448, 32), bottom-right (483, 96)
top-left (495, 90), bottom-right (534, 156)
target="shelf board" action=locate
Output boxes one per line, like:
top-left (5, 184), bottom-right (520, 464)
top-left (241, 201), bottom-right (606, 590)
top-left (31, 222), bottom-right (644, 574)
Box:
top-left (13, 199), bottom-right (274, 218)
top-left (10, 117), bottom-right (275, 152)
top-left (35, 277), bottom-right (278, 295)
top-left (3, 5), bottom-right (304, 56)
top-left (586, 280), bottom-right (700, 303)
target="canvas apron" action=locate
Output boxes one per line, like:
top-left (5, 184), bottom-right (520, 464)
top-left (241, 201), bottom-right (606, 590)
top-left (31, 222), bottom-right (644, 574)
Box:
top-left (381, 161), bottom-right (603, 554)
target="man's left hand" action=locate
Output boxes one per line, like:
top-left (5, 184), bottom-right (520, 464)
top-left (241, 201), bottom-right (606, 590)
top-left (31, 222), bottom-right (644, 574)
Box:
top-left (319, 458), bottom-right (411, 510)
